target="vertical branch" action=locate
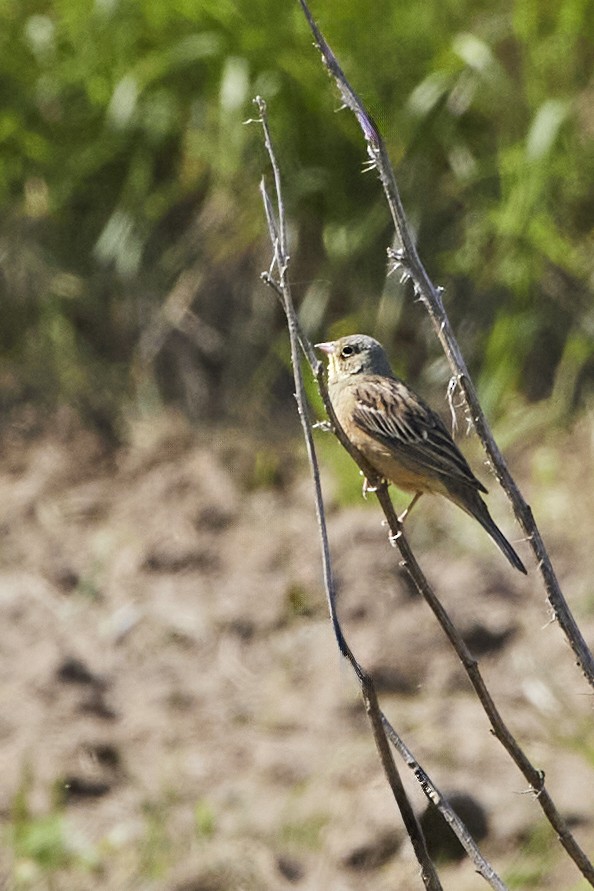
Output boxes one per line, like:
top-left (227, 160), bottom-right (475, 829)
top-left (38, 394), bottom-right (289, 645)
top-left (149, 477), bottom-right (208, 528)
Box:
top-left (374, 484), bottom-right (594, 885)
top-left (292, 5), bottom-right (594, 884)
top-left (382, 719), bottom-right (508, 891)
top-left (255, 95), bottom-right (514, 891)
top-left (297, 0), bottom-right (594, 690)
top-left (256, 95), bottom-right (443, 891)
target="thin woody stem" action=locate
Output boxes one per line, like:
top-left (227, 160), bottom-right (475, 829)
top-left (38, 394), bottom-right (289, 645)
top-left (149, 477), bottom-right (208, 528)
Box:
top-left (297, 0), bottom-right (594, 690)
top-left (256, 94), bottom-right (511, 891)
top-left (375, 483), bottom-right (594, 885)
top-left (256, 94), bottom-right (444, 891)
top-left (294, 4), bottom-right (594, 884)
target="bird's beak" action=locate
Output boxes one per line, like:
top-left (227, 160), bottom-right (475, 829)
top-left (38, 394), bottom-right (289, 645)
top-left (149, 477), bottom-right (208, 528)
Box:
top-left (315, 341), bottom-right (337, 355)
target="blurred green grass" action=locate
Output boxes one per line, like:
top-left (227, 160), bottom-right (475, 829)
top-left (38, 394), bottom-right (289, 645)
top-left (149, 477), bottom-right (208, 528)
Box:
top-left (1, 0), bottom-right (593, 435)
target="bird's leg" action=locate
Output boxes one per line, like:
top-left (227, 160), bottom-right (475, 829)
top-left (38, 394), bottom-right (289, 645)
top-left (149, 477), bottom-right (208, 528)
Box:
top-left (362, 475), bottom-right (378, 499)
top-left (397, 492), bottom-right (422, 525)
top-left (389, 492), bottom-right (422, 547)
top-left (313, 420), bottom-right (333, 432)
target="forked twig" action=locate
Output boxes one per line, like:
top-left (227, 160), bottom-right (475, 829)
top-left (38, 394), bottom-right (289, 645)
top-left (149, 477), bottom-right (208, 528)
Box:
top-left (256, 95), bottom-right (510, 891)
top-left (297, 0), bottom-right (594, 691)
top-left (375, 485), bottom-right (594, 883)
top-left (295, 3), bottom-right (594, 885)
top-left (257, 96), bottom-right (441, 891)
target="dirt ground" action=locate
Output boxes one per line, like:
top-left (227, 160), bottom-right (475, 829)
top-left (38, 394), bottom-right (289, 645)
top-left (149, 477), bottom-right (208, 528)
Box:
top-left (0, 407), bottom-right (593, 891)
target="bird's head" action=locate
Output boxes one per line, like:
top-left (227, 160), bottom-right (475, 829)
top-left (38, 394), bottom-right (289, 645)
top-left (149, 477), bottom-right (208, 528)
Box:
top-left (315, 334), bottom-right (392, 380)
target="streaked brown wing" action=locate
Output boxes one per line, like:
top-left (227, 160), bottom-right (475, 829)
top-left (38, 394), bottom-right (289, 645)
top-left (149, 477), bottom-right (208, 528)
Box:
top-left (351, 375), bottom-right (487, 493)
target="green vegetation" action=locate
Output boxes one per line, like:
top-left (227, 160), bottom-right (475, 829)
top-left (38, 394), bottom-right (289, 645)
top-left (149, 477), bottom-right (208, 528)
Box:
top-left (8, 769), bottom-right (100, 886)
top-left (279, 812), bottom-right (328, 850)
top-left (6, 777), bottom-right (223, 887)
top-left (504, 821), bottom-right (557, 888)
top-left (1, 0), bottom-right (593, 432)
top-left (194, 798), bottom-right (216, 839)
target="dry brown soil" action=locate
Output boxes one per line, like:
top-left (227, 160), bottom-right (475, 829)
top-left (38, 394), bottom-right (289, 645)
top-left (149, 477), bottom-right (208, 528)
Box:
top-left (0, 409), bottom-right (593, 890)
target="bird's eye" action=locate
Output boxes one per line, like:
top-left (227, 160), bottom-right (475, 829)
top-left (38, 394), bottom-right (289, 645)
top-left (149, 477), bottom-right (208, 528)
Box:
top-left (341, 345), bottom-right (355, 358)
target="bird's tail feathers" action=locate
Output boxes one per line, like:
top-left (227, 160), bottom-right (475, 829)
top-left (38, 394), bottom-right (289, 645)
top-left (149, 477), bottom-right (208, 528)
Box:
top-left (457, 492), bottom-right (527, 575)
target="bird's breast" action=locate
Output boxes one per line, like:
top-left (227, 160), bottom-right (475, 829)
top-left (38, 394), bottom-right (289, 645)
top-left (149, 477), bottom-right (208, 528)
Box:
top-left (328, 379), bottom-right (447, 496)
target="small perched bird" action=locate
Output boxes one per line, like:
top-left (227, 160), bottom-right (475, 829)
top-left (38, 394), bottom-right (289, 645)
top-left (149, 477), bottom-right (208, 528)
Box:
top-left (316, 334), bottom-right (527, 574)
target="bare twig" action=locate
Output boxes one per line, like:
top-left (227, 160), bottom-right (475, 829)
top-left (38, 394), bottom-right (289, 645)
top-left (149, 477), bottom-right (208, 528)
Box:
top-left (256, 94), bottom-right (511, 891)
top-left (295, 4), bottom-right (594, 885)
top-left (312, 368), bottom-right (594, 884)
top-left (375, 484), bottom-right (594, 884)
top-left (382, 719), bottom-right (508, 891)
top-left (256, 94), bottom-right (442, 891)
top-left (297, 0), bottom-right (594, 691)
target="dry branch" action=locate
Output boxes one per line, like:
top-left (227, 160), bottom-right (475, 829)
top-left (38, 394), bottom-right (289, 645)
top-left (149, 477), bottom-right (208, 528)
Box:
top-left (256, 95), bottom-right (510, 891)
top-left (294, 2), bottom-right (594, 884)
top-left (297, 0), bottom-right (594, 692)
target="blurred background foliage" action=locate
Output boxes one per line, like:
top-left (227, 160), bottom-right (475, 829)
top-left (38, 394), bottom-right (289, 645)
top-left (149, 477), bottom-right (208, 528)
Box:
top-left (1, 0), bottom-right (593, 439)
